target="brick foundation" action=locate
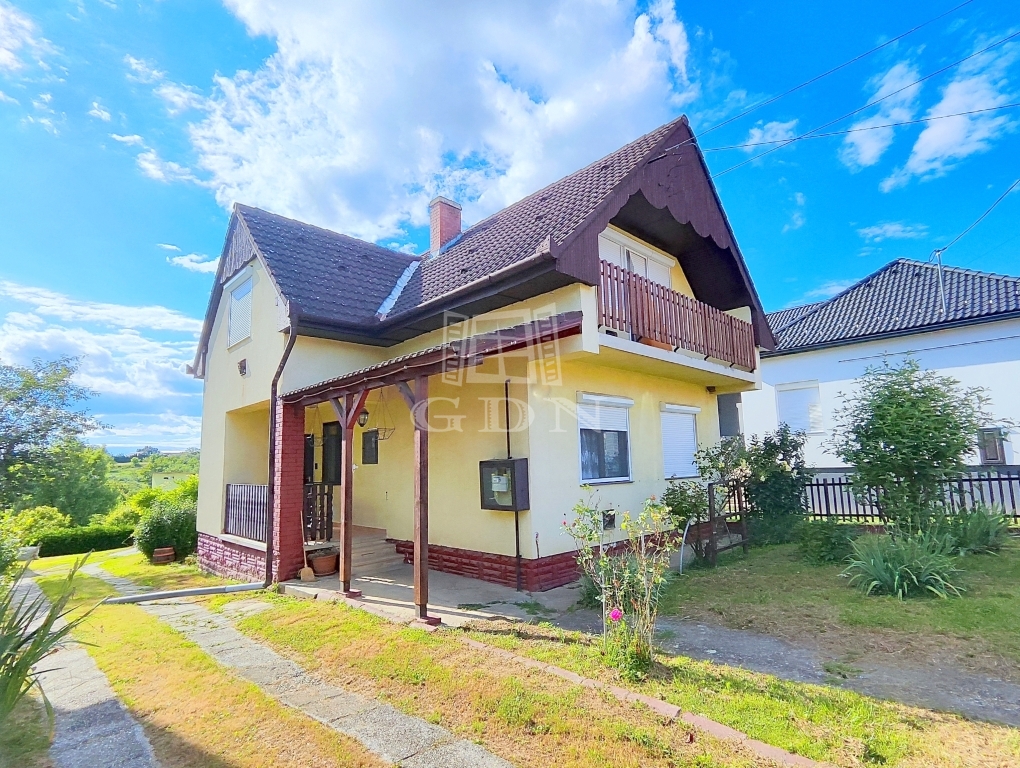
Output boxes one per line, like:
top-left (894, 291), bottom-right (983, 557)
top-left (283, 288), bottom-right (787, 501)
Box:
top-left (391, 540), bottom-right (583, 592)
top-left (198, 532), bottom-right (264, 581)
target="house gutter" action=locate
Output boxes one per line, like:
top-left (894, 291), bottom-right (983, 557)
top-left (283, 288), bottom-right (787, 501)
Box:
top-left (107, 319), bottom-right (300, 605)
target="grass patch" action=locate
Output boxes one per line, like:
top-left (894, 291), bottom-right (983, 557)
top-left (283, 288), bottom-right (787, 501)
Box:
top-left (659, 542), bottom-right (1020, 678)
top-left (465, 621), bottom-right (1020, 768)
top-left (0, 695), bottom-right (51, 768)
top-left (218, 593), bottom-right (773, 767)
top-left (99, 552), bottom-right (229, 591)
top-left (35, 574), bottom-right (382, 768)
top-left (30, 547), bottom-right (134, 573)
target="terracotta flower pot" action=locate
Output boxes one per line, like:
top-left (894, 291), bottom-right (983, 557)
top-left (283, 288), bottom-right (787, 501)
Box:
top-left (309, 552), bottom-right (338, 576)
top-left (152, 547), bottom-right (175, 565)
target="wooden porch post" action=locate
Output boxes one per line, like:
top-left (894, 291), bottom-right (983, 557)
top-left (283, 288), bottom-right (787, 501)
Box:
top-left (331, 390), bottom-right (368, 598)
top-left (399, 375), bottom-right (437, 625)
top-left (413, 375), bottom-right (430, 621)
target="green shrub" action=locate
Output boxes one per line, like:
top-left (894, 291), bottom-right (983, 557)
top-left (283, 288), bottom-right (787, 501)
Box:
top-left (35, 525), bottom-right (134, 557)
top-left (842, 532), bottom-right (963, 599)
top-left (946, 504), bottom-right (1010, 555)
top-left (1, 506), bottom-right (73, 546)
top-left (134, 497), bottom-right (197, 561)
top-left (798, 519), bottom-right (860, 564)
top-left (0, 532), bottom-right (18, 581)
top-left (98, 502), bottom-right (143, 528)
top-left (748, 514), bottom-right (803, 546)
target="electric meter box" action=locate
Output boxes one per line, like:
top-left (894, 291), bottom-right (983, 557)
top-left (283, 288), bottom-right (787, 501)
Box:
top-left (479, 459), bottom-right (530, 511)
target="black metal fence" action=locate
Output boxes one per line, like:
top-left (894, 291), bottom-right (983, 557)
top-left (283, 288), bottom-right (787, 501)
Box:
top-left (803, 467), bottom-right (1020, 524)
top-left (224, 483), bottom-right (268, 542)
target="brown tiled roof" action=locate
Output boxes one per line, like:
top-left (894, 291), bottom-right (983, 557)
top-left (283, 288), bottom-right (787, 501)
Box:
top-left (767, 259), bottom-right (1020, 354)
top-left (388, 118), bottom-right (685, 316)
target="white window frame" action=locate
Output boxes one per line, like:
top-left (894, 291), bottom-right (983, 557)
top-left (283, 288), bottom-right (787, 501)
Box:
top-left (660, 403), bottom-right (700, 479)
top-left (576, 392), bottom-right (634, 484)
top-left (597, 228), bottom-right (674, 288)
top-left (226, 270), bottom-right (254, 348)
top-left (775, 381), bottom-right (823, 435)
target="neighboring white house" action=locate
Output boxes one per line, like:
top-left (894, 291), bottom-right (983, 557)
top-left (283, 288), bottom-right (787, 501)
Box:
top-left (741, 259), bottom-right (1020, 468)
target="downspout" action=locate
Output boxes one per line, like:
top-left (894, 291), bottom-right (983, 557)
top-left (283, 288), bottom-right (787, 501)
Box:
top-left (507, 379), bottom-right (522, 592)
top-left (106, 322), bottom-right (299, 605)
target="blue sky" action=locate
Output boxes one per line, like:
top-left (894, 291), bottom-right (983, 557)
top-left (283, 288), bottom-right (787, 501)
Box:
top-left (1, 0), bottom-right (1017, 452)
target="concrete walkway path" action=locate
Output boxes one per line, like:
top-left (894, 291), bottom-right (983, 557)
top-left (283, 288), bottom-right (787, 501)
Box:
top-left (18, 578), bottom-right (160, 768)
top-left (85, 566), bottom-right (513, 767)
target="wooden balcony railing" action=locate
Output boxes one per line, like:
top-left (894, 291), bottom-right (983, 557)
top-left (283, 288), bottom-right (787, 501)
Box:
top-left (597, 260), bottom-right (757, 371)
top-left (303, 482), bottom-right (338, 542)
top-left (224, 483), bottom-right (268, 542)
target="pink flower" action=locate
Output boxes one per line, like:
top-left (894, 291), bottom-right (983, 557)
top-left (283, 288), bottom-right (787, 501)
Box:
top-left (609, 608), bottom-right (623, 622)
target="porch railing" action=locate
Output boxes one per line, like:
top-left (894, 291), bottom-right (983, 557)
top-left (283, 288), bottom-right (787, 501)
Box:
top-left (224, 483), bottom-right (268, 542)
top-left (597, 259), bottom-right (756, 371)
top-left (303, 482), bottom-right (338, 542)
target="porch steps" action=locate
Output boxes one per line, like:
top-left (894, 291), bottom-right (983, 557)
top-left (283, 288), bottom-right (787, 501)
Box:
top-left (351, 533), bottom-right (405, 575)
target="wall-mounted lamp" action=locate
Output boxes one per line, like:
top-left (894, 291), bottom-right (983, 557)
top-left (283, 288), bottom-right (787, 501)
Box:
top-left (237, 359), bottom-right (247, 376)
top-left (357, 409), bottom-right (370, 427)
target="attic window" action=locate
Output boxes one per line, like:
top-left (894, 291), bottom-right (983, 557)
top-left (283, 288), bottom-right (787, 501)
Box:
top-left (228, 278), bottom-right (253, 347)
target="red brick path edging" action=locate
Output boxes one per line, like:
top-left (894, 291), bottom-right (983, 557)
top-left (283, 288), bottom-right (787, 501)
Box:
top-left (460, 636), bottom-right (820, 767)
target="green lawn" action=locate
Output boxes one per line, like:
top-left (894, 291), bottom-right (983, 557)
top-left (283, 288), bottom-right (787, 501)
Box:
top-left (0, 696), bottom-right (51, 768)
top-left (659, 541), bottom-right (1020, 678)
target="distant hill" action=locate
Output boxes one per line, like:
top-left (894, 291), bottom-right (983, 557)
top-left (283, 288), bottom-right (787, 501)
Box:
top-left (107, 449), bottom-right (200, 496)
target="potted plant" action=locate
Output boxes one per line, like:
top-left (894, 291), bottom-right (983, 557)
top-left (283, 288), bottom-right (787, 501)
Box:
top-left (308, 547), bottom-right (339, 576)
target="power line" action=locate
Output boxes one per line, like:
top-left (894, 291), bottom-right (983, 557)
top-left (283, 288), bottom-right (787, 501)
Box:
top-left (699, 103), bottom-right (1020, 151)
top-left (711, 29), bottom-right (1020, 178)
top-left (651, 0), bottom-right (977, 159)
top-left (936, 177), bottom-right (1020, 255)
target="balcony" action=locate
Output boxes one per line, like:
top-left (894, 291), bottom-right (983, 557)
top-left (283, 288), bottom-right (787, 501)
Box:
top-left (597, 260), bottom-right (756, 371)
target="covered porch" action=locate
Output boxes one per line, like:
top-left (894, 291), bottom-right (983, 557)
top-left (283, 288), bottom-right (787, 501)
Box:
top-left (264, 312), bottom-right (582, 624)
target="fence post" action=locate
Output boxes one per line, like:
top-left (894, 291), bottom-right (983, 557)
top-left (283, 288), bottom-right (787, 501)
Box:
top-left (707, 482), bottom-right (718, 566)
top-left (738, 483), bottom-right (750, 554)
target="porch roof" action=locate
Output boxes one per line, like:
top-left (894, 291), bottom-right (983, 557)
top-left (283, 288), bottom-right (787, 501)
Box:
top-left (281, 310), bottom-right (583, 406)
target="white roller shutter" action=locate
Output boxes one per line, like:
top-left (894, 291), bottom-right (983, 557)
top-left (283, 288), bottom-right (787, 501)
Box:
top-left (661, 410), bottom-right (698, 478)
top-left (228, 278), bottom-right (253, 346)
top-left (777, 385), bottom-right (822, 433)
top-left (645, 259), bottom-right (671, 288)
top-left (577, 402), bottom-right (629, 432)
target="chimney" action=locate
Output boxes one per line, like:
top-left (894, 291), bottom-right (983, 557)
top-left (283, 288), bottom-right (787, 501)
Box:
top-left (429, 196), bottom-right (462, 256)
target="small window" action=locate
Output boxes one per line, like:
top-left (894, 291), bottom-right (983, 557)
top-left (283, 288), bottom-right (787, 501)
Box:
top-left (978, 428), bottom-right (1006, 465)
top-left (578, 401), bottom-right (631, 482)
top-left (321, 422), bottom-right (342, 483)
top-left (227, 278), bottom-right (253, 346)
top-left (776, 384), bottom-right (822, 434)
top-left (661, 407), bottom-right (698, 479)
top-left (362, 430), bottom-right (379, 465)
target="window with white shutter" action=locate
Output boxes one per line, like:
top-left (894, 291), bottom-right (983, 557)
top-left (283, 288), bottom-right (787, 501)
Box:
top-left (228, 278), bottom-right (253, 347)
top-left (776, 383), bottom-right (822, 434)
top-left (661, 405), bottom-right (699, 478)
top-left (577, 394), bottom-right (632, 482)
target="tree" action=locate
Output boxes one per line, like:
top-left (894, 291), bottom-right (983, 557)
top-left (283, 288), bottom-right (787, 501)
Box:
top-left (19, 440), bottom-right (119, 524)
top-left (828, 358), bottom-right (991, 532)
top-left (0, 358), bottom-right (99, 509)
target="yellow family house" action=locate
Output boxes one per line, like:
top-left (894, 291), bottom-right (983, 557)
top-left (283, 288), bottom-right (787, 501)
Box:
top-left (192, 116), bottom-right (775, 622)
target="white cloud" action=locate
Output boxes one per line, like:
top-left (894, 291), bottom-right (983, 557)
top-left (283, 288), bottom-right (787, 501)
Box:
top-left (802, 279), bottom-right (856, 301)
top-left (89, 413), bottom-right (202, 451)
top-left (0, 89), bottom-right (18, 104)
top-left (168, 253), bottom-right (219, 274)
top-left (881, 43), bottom-right (1017, 191)
top-left (782, 191), bottom-right (805, 233)
top-left (744, 119), bottom-right (797, 152)
top-left (124, 54), bottom-right (164, 83)
top-left (857, 221), bottom-right (929, 242)
top-left (840, 62), bottom-right (921, 170)
top-left (88, 100), bottom-right (111, 121)
top-left (136, 148), bottom-right (198, 183)
top-left (0, 281), bottom-right (202, 333)
top-left (110, 132), bottom-right (144, 145)
top-left (0, 1), bottom-right (49, 72)
top-left (157, 0), bottom-right (705, 242)
top-left (157, 243), bottom-right (181, 251)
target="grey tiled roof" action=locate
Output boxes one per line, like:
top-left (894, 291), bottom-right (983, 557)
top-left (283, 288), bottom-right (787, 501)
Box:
top-left (235, 204), bottom-right (417, 326)
top-left (387, 117), bottom-right (686, 316)
top-left (767, 259), bottom-right (1020, 354)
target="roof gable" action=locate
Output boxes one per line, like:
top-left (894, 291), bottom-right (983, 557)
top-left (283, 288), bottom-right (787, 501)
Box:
top-left (769, 259), bottom-right (1020, 354)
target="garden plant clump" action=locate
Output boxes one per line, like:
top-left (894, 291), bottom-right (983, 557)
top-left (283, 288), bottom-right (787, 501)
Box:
top-left (134, 478), bottom-right (199, 562)
top-left (797, 518), bottom-right (860, 564)
top-left (843, 532), bottom-right (963, 599)
top-left (564, 493), bottom-right (677, 680)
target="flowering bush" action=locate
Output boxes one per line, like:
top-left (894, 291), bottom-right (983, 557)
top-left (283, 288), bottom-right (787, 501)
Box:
top-left (564, 492), bottom-right (677, 680)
